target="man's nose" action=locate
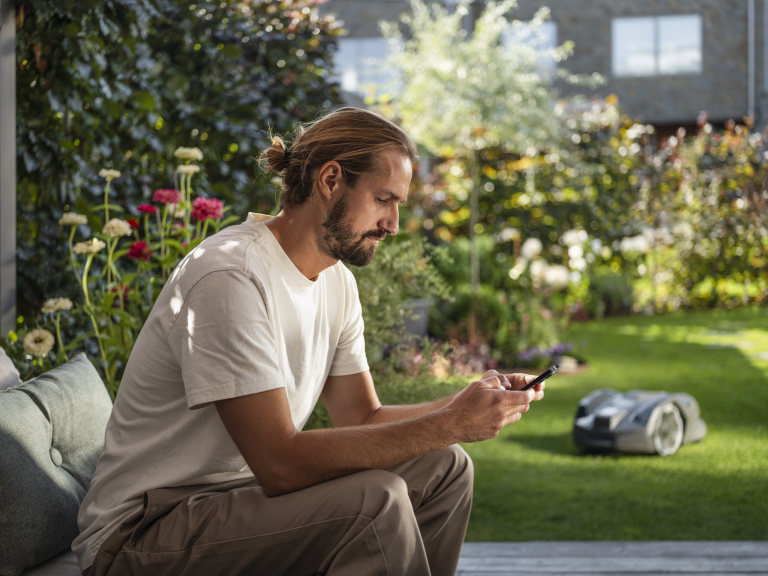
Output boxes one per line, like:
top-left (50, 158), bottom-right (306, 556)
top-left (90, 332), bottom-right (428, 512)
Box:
top-left (380, 205), bottom-right (399, 236)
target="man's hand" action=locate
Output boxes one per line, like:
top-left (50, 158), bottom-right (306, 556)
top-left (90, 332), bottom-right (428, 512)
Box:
top-left (440, 370), bottom-right (545, 443)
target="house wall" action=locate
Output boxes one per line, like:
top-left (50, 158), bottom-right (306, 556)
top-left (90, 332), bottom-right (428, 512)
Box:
top-left (320, 0), bottom-right (768, 127)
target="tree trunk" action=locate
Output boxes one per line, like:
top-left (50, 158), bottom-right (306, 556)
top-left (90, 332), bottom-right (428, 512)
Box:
top-left (468, 149), bottom-right (480, 347)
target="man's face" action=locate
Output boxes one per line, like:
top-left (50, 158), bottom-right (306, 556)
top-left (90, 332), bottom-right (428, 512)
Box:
top-left (319, 150), bottom-right (412, 267)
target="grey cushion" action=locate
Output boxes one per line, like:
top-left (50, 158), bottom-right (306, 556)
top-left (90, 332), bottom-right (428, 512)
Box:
top-left (20, 551), bottom-right (80, 576)
top-left (0, 347), bottom-right (22, 391)
top-left (0, 354), bottom-right (112, 576)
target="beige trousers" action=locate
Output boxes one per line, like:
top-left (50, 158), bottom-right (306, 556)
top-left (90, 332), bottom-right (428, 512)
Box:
top-left (84, 444), bottom-right (473, 576)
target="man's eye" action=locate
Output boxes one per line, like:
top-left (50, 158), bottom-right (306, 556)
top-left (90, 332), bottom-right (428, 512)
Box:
top-left (376, 197), bottom-right (388, 204)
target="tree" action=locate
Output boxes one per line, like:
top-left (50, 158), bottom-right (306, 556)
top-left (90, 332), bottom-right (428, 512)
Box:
top-left (377, 0), bottom-right (585, 344)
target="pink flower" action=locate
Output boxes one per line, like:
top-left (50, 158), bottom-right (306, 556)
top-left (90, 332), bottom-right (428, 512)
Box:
top-left (191, 197), bottom-right (223, 222)
top-left (137, 204), bottom-right (156, 215)
top-left (153, 189), bottom-right (182, 204)
top-left (126, 242), bottom-right (153, 261)
top-left (127, 219), bottom-right (140, 230)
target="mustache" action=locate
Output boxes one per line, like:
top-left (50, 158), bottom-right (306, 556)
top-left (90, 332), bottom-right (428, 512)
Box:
top-left (361, 229), bottom-right (386, 241)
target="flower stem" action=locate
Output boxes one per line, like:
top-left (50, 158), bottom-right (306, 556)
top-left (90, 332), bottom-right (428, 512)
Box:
top-left (68, 227), bottom-right (81, 283)
top-left (201, 218), bottom-right (210, 239)
top-left (55, 312), bottom-right (68, 362)
top-left (82, 254), bottom-right (94, 306)
top-left (104, 181), bottom-right (111, 223)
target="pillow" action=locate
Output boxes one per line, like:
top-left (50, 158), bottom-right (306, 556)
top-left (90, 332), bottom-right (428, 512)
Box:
top-left (0, 347), bottom-right (22, 391)
top-left (0, 353), bottom-right (113, 576)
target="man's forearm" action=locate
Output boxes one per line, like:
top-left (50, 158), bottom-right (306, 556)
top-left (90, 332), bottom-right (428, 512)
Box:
top-left (363, 394), bottom-right (456, 425)
top-left (272, 409), bottom-right (457, 496)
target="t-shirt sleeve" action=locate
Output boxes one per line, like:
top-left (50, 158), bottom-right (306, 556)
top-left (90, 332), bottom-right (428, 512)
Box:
top-left (329, 267), bottom-right (369, 377)
top-left (167, 269), bottom-right (285, 409)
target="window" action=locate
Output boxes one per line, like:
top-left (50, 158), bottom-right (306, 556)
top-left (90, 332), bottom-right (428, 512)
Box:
top-left (612, 15), bottom-right (702, 77)
top-left (333, 37), bottom-right (401, 98)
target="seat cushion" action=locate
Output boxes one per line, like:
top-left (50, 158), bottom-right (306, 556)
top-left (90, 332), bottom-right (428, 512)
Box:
top-left (0, 354), bottom-right (112, 576)
top-left (0, 347), bottom-right (22, 390)
top-left (20, 551), bottom-right (80, 576)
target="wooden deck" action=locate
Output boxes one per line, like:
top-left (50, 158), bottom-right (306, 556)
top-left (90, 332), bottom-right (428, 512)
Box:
top-left (457, 542), bottom-right (768, 575)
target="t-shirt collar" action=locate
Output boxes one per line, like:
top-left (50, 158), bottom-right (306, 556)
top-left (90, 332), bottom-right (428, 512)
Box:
top-left (247, 213), bottom-right (318, 290)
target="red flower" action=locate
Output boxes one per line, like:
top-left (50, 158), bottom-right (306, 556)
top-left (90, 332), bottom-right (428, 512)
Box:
top-left (137, 204), bottom-right (156, 215)
top-left (126, 241), bottom-right (153, 261)
top-left (127, 219), bottom-right (140, 230)
top-left (110, 284), bottom-right (130, 306)
top-left (153, 189), bottom-right (182, 205)
top-left (191, 197), bottom-right (223, 222)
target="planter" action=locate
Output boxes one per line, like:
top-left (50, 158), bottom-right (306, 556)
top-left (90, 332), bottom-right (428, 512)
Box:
top-left (402, 298), bottom-right (434, 338)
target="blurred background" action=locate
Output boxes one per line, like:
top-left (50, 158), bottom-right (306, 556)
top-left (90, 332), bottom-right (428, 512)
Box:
top-left (0, 0), bottom-right (765, 541)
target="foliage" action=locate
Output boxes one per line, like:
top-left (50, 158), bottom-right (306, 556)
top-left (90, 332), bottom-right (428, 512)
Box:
top-left (3, 153), bottom-right (234, 393)
top-left (15, 0), bottom-right (342, 317)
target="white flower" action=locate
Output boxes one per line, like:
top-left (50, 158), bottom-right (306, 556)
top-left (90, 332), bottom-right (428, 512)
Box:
top-left (569, 256), bottom-right (588, 271)
top-left (508, 258), bottom-right (528, 280)
top-left (102, 218), bottom-right (133, 238)
top-left (498, 227), bottom-right (520, 242)
top-left (567, 245), bottom-right (584, 259)
top-left (58, 212), bottom-right (88, 226)
top-left (74, 238), bottom-right (107, 255)
top-left (530, 259), bottom-right (549, 282)
top-left (520, 238), bottom-right (543, 260)
top-left (561, 229), bottom-right (588, 247)
top-left (174, 147), bottom-right (204, 161)
top-left (41, 298), bottom-right (73, 314)
top-left (99, 169), bottom-right (121, 181)
top-left (544, 265), bottom-right (569, 290)
top-left (176, 164), bottom-right (201, 175)
top-left (168, 203), bottom-right (186, 218)
top-left (23, 328), bottom-right (55, 357)
top-left (620, 235), bottom-right (650, 254)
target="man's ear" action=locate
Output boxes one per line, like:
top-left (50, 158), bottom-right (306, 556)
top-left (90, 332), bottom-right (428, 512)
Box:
top-left (316, 161), bottom-right (343, 201)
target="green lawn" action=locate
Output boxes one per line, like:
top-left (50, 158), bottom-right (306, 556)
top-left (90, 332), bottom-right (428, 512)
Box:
top-left (463, 306), bottom-right (768, 541)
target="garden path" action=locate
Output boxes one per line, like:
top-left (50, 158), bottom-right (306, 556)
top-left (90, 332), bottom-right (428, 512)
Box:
top-left (457, 541), bottom-right (768, 575)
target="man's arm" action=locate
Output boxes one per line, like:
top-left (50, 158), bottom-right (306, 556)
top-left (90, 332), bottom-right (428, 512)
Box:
top-left (215, 374), bottom-right (538, 497)
top-left (321, 369), bottom-right (542, 427)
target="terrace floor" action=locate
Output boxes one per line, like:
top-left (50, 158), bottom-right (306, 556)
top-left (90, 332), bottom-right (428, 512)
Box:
top-left (457, 541), bottom-right (768, 575)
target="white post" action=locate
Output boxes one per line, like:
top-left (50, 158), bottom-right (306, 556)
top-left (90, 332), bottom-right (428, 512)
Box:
top-left (749, 0), bottom-right (755, 118)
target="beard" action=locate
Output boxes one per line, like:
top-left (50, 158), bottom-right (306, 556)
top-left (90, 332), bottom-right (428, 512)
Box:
top-left (320, 194), bottom-right (384, 267)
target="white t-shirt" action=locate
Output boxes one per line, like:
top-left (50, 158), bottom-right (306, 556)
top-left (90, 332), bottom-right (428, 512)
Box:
top-left (72, 214), bottom-right (369, 572)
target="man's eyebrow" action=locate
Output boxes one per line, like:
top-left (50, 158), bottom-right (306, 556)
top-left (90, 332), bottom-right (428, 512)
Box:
top-left (377, 189), bottom-right (407, 204)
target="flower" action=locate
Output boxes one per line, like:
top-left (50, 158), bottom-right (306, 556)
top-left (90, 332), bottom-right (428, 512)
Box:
top-left (168, 204), bottom-right (186, 218)
top-left (153, 189), bottom-right (182, 204)
top-left (58, 212), bottom-right (88, 226)
top-left (127, 219), bottom-right (140, 230)
top-left (137, 204), bottom-right (157, 215)
top-left (102, 218), bottom-right (133, 238)
top-left (173, 147), bottom-right (204, 161)
top-left (73, 238), bottom-right (106, 254)
top-left (126, 242), bottom-right (153, 261)
top-left (110, 284), bottom-right (130, 306)
top-left (191, 197), bottom-right (223, 221)
top-left (98, 168), bottom-right (121, 181)
top-left (176, 164), bottom-right (200, 175)
top-left (23, 328), bottom-right (55, 357)
top-left (544, 265), bottom-right (569, 290)
top-left (520, 238), bottom-right (543, 260)
top-left (41, 298), bottom-right (73, 313)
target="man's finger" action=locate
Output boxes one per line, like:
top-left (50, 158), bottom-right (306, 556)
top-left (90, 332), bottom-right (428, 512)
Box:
top-left (501, 389), bottom-right (536, 405)
top-left (474, 375), bottom-right (503, 390)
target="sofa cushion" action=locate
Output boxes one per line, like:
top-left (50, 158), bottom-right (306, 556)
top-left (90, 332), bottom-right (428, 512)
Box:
top-left (0, 347), bottom-right (22, 391)
top-left (0, 354), bottom-right (112, 576)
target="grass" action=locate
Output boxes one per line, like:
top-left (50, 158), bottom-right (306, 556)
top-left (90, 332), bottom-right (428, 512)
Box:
top-left (463, 306), bottom-right (768, 541)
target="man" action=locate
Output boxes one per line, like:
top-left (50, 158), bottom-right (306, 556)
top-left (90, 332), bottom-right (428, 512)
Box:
top-left (74, 108), bottom-right (544, 576)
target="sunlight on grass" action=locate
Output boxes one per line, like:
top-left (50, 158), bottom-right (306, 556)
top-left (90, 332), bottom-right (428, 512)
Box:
top-left (463, 306), bottom-right (768, 541)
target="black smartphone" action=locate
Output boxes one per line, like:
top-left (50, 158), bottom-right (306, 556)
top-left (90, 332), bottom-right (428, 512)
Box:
top-left (519, 364), bottom-right (559, 391)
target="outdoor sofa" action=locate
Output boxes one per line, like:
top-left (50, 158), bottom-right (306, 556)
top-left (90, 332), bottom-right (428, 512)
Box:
top-left (0, 348), bottom-right (111, 576)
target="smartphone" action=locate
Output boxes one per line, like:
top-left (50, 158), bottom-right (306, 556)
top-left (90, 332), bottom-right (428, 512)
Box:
top-left (519, 364), bottom-right (559, 391)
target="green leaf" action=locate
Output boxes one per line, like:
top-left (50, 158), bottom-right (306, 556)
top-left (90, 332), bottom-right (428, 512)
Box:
top-left (221, 44), bottom-right (242, 59)
top-left (134, 90), bottom-right (156, 111)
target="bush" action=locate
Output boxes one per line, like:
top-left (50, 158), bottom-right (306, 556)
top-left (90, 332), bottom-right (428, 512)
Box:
top-left (15, 0), bottom-right (342, 318)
